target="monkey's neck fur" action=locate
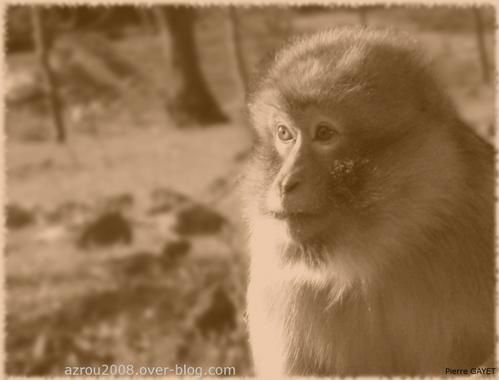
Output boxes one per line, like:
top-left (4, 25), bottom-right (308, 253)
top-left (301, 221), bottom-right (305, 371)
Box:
top-left (246, 125), bottom-right (494, 376)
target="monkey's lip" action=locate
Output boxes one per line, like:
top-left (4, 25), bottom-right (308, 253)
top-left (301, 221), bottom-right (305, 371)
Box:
top-left (268, 210), bottom-right (321, 220)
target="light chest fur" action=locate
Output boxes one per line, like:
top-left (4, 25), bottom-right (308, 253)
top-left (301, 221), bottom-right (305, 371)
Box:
top-left (246, 172), bottom-right (494, 376)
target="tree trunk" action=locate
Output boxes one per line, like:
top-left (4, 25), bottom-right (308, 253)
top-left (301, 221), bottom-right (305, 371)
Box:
top-left (358, 7), bottom-right (369, 26)
top-left (30, 6), bottom-right (66, 143)
top-left (472, 7), bottom-right (490, 84)
top-left (163, 6), bottom-right (227, 126)
top-left (151, 6), bottom-right (175, 102)
top-left (228, 7), bottom-right (248, 92)
top-left (136, 7), bottom-right (155, 35)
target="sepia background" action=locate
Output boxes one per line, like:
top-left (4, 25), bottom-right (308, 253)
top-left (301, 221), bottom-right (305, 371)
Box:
top-left (5, 4), bottom-right (495, 376)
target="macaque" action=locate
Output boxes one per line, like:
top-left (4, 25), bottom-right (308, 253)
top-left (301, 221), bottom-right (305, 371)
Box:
top-left (243, 27), bottom-right (495, 376)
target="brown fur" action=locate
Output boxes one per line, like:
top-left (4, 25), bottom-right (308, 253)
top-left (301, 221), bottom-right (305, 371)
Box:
top-left (243, 28), bottom-right (495, 376)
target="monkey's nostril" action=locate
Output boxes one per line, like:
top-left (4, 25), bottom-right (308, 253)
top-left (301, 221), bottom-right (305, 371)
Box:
top-left (281, 179), bottom-right (300, 194)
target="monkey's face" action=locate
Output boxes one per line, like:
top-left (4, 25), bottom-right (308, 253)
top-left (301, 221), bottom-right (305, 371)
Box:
top-left (245, 29), bottom-right (455, 268)
top-left (248, 98), bottom-right (374, 245)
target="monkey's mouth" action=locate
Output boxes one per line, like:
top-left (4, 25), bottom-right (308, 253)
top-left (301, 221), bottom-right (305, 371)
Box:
top-left (268, 210), bottom-right (320, 220)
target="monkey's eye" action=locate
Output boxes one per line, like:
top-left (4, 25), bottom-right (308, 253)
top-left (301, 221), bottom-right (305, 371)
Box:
top-left (276, 125), bottom-right (294, 142)
top-left (314, 124), bottom-right (337, 142)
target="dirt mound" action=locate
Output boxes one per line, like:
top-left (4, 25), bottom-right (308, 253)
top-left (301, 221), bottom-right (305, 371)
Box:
top-left (6, 203), bottom-right (35, 229)
top-left (196, 287), bottom-right (236, 336)
top-left (160, 239), bottom-right (191, 268)
top-left (175, 204), bottom-right (226, 236)
top-left (78, 211), bottom-right (133, 248)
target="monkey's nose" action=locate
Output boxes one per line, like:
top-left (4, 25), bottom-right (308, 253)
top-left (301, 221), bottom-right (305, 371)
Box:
top-left (280, 177), bottom-right (300, 195)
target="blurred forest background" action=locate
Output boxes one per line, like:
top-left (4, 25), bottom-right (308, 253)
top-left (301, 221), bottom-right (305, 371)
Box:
top-left (5, 4), bottom-right (495, 376)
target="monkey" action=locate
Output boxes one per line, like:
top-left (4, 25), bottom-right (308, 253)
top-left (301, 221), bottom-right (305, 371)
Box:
top-left (242, 27), bottom-right (495, 376)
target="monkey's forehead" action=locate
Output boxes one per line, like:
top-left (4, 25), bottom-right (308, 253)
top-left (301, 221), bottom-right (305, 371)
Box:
top-left (272, 27), bottom-right (423, 74)
top-left (248, 28), bottom-right (433, 109)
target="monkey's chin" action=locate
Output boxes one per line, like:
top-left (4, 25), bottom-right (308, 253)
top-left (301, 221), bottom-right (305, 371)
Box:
top-left (269, 210), bottom-right (328, 244)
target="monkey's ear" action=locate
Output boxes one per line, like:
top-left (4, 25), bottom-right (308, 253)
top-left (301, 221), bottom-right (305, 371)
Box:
top-left (247, 110), bottom-right (273, 143)
top-left (247, 88), bottom-right (283, 139)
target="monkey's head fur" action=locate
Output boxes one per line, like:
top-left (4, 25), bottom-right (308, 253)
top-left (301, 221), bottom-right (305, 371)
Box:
top-left (244, 28), bottom-right (480, 284)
